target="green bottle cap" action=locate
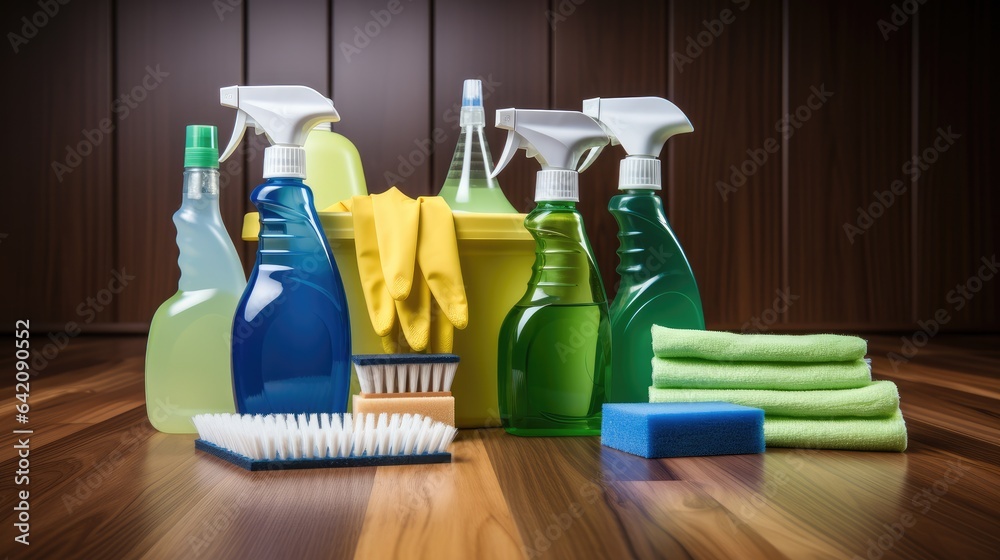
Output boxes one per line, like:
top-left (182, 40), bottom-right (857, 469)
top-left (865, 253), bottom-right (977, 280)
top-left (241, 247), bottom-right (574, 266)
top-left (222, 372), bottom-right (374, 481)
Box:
top-left (184, 125), bottom-right (219, 168)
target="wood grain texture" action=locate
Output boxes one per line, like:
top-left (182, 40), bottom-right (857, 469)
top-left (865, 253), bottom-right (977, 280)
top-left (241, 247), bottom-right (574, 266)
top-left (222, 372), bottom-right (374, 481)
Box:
top-left (669, 0), bottom-right (784, 329)
top-left (479, 431), bottom-right (644, 558)
top-left (0, 336), bottom-right (146, 458)
top-left (0, 0), bottom-right (115, 326)
top-left (332, 0), bottom-right (432, 197)
top-left (0, 334), bottom-right (999, 559)
top-left (607, 480), bottom-right (786, 558)
top-left (550, 0), bottom-right (667, 299)
top-left (785, 0), bottom-right (913, 327)
top-left (115, 0), bottom-right (246, 323)
top-left (431, 0), bottom-right (549, 212)
top-left (915, 0), bottom-right (999, 329)
top-left (354, 431), bottom-right (524, 558)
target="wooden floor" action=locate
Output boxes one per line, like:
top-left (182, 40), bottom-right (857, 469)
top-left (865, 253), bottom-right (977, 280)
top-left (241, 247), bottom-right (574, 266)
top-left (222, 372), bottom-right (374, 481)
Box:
top-left (1, 335), bottom-right (998, 559)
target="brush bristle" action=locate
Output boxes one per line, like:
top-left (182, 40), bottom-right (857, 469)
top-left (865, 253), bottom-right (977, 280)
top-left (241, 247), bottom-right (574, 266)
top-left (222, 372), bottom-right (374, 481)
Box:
top-left (192, 413), bottom-right (458, 461)
top-left (353, 354), bottom-right (460, 393)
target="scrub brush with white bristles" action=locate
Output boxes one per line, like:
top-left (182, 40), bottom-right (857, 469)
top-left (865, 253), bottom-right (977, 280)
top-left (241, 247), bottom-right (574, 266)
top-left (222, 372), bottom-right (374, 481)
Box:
top-left (192, 412), bottom-right (458, 471)
top-left (352, 354), bottom-right (459, 394)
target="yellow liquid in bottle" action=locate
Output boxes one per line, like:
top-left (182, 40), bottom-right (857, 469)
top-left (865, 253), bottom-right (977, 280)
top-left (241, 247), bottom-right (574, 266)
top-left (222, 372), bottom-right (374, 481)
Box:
top-left (145, 289), bottom-right (240, 433)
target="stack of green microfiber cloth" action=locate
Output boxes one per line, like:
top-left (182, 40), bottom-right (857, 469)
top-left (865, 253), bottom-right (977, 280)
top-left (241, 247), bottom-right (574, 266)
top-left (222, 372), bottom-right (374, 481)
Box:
top-left (648, 326), bottom-right (907, 451)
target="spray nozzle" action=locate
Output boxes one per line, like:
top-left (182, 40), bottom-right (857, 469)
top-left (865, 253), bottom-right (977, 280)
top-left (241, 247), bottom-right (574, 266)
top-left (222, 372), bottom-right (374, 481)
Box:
top-left (218, 85), bottom-right (340, 178)
top-left (582, 96), bottom-right (692, 156)
top-left (490, 109), bottom-right (609, 202)
top-left (582, 97), bottom-right (693, 190)
top-left (462, 79), bottom-right (482, 108)
top-left (490, 109), bottom-right (609, 177)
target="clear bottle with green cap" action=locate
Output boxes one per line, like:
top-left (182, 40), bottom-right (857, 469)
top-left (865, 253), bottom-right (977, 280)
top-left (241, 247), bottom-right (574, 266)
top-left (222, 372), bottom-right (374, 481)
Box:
top-left (145, 125), bottom-right (246, 433)
top-left (438, 79), bottom-right (517, 213)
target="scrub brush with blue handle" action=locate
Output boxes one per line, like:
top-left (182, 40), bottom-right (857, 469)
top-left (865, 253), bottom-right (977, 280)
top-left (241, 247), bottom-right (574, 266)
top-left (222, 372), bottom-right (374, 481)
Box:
top-left (193, 412), bottom-right (458, 471)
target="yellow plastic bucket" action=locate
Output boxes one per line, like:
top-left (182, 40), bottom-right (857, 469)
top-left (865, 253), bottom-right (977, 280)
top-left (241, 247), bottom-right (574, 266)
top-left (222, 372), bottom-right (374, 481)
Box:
top-left (242, 211), bottom-right (534, 427)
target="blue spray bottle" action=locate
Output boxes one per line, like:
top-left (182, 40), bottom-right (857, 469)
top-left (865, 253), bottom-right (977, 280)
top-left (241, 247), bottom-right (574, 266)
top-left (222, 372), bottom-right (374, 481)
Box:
top-left (218, 85), bottom-right (351, 414)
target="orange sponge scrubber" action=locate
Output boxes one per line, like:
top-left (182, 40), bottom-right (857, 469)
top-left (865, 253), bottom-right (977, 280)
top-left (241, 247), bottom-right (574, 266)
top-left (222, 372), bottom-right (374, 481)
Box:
top-left (353, 393), bottom-right (455, 426)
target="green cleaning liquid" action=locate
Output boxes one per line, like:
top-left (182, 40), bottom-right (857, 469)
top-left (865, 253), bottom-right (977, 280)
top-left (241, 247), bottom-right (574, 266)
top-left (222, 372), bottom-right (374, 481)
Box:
top-left (581, 96), bottom-right (704, 403)
top-left (144, 126), bottom-right (246, 433)
top-left (498, 202), bottom-right (611, 435)
top-left (608, 190), bottom-right (704, 403)
top-left (438, 79), bottom-right (517, 213)
top-left (146, 291), bottom-right (242, 431)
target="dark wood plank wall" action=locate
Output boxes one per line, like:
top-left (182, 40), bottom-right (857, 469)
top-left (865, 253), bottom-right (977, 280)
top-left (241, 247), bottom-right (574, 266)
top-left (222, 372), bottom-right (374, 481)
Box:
top-left (0, 0), bottom-right (116, 328)
top-left (551, 0), bottom-right (668, 302)
top-left (115, 0), bottom-right (247, 324)
top-left (669, 0), bottom-right (784, 330)
top-left (916, 0), bottom-right (998, 330)
top-left (333, 0), bottom-right (433, 197)
top-left (1, 0), bottom-right (996, 333)
top-left (786, 0), bottom-right (914, 329)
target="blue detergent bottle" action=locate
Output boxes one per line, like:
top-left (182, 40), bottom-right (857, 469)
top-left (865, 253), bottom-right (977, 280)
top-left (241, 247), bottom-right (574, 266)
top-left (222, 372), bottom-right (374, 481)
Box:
top-left (218, 85), bottom-right (351, 414)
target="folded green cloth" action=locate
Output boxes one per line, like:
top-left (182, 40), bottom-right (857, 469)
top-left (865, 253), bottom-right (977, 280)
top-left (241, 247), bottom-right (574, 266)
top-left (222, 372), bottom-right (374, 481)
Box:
top-left (652, 357), bottom-right (871, 390)
top-left (651, 325), bottom-right (867, 362)
top-left (648, 380), bottom-right (899, 418)
top-left (764, 410), bottom-right (907, 451)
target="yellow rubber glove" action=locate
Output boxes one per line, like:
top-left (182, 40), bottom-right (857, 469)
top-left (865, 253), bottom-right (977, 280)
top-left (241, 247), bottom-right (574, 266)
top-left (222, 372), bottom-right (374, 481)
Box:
top-left (415, 196), bottom-right (468, 352)
top-left (332, 189), bottom-right (468, 354)
top-left (348, 195), bottom-right (395, 337)
top-left (371, 188), bottom-right (420, 301)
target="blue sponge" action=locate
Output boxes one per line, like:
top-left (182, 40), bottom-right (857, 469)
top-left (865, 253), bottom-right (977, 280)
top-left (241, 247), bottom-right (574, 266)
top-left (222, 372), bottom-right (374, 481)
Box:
top-left (601, 402), bottom-right (765, 458)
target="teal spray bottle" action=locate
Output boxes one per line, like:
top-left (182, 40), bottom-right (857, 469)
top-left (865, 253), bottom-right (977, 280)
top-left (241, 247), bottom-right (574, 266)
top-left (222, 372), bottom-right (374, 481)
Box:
top-left (582, 97), bottom-right (705, 403)
top-left (492, 109), bottom-right (612, 436)
top-left (219, 85), bottom-right (351, 415)
top-left (145, 125), bottom-right (246, 433)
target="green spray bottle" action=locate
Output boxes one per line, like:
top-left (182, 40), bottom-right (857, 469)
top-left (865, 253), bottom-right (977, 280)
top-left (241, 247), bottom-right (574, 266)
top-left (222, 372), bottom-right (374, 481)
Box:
top-left (583, 97), bottom-right (705, 403)
top-left (492, 108), bottom-right (611, 436)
